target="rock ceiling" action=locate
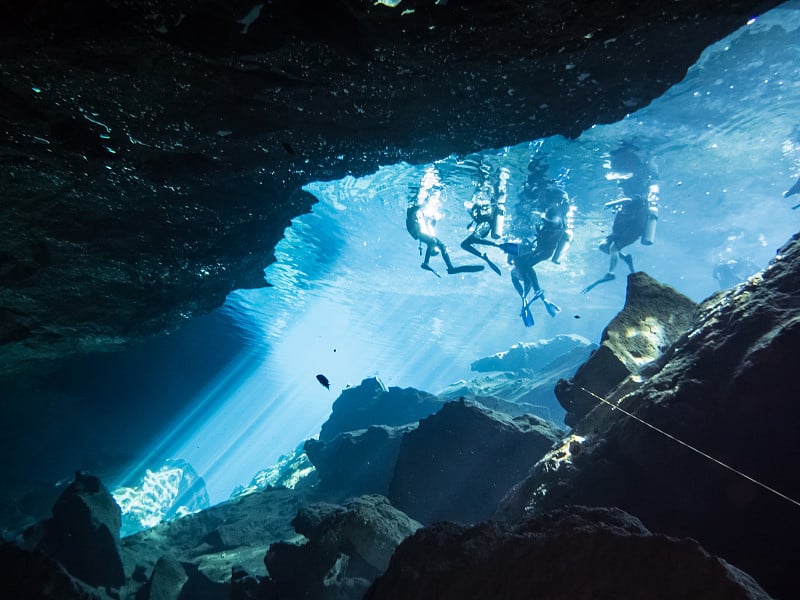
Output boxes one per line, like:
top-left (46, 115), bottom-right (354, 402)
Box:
top-left (0, 0), bottom-right (784, 372)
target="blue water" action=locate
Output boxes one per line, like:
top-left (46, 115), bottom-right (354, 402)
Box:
top-left (13, 3), bottom-right (800, 526)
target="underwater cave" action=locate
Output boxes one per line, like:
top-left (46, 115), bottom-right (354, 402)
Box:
top-left (2, 1), bottom-right (800, 599)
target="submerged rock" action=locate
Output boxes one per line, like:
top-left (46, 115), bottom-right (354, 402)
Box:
top-left (555, 271), bottom-right (697, 426)
top-left (439, 335), bottom-right (596, 422)
top-left (263, 495), bottom-right (421, 600)
top-left (364, 505), bottom-right (774, 600)
top-left (305, 424), bottom-right (413, 501)
top-left (388, 399), bottom-right (562, 525)
top-left (470, 334), bottom-right (594, 373)
top-left (318, 377), bottom-right (442, 442)
top-left (23, 471), bottom-right (125, 589)
top-left (496, 234), bottom-right (800, 599)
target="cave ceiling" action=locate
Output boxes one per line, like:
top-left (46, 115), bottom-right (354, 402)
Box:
top-left (0, 0), bottom-right (784, 373)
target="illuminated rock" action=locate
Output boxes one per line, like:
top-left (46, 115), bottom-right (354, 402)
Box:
top-left (555, 272), bottom-right (697, 426)
top-left (113, 459), bottom-right (210, 537)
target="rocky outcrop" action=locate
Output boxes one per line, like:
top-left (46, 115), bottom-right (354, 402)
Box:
top-left (364, 505), bottom-right (774, 600)
top-left (119, 486), bottom-right (315, 597)
top-left (138, 555), bottom-right (188, 600)
top-left (318, 377), bottom-right (442, 442)
top-left (496, 234), bottom-right (800, 600)
top-left (388, 399), bottom-right (562, 524)
top-left (0, 0), bottom-right (784, 373)
top-left (262, 495), bottom-right (421, 600)
top-left (555, 271), bottom-right (697, 426)
top-left (439, 335), bottom-right (596, 422)
top-left (305, 424), bottom-right (413, 501)
top-left (22, 471), bottom-right (125, 589)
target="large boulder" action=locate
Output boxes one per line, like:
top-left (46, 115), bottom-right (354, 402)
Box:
top-left (262, 495), bottom-right (421, 600)
top-left (555, 271), bottom-right (697, 426)
top-left (388, 399), bottom-right (562, 525)
top-left (318, 377), bottom-right (442, 442)
top-left (496, 233), bottom-right (800, 600)
top-left (23, 471), bottom-right (125, 589)
top-left (364, 505), bottom-right (774, 600)
top-left (304, 424), bottom-right (413, 501)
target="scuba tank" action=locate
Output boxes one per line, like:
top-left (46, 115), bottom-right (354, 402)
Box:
top-left (551, 229), bottom-right (573, 264)
top-left (492, 166), bottom-right (510, 239)
top-left (551, 204), bottom-right (576, 264)
top-left (492, 205), bottom-right (505, 239)
top-left (641, 184), bottom-right (660, 246)
top-left (640, 205), bottom-right (658, 245)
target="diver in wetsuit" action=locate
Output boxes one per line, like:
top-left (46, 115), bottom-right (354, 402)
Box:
top-left (505, 206), bottom-right (564, 326)
top-left (582, 142), bottom-right (658, 294)
top-left (406, 169), bottom-right (484, 278)
top-left (459, 164), bottom-right (509, 276)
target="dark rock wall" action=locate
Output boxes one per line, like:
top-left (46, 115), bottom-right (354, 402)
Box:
top-left (0, 0), bottom-right (784, 372)
top-left (364, 505), bottom-right (774, 600)
top-left (497, 233), bottom-right (800, 599)
top-left (388, 399), bottom-right (562, 524)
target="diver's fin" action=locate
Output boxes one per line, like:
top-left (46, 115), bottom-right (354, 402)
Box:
top-left (521, 305), bottom-right (535, 327)
top-left (793, 202), bottom-right (800, 210)
top-left (523, 289), bottom-right (543, 310)
top-left (482, 254), bottom-right (502, 276)
top-left (580, 273), bottom-right (615, 295)
top-left (421, 263), bottom-right (442, 278)
top-left (498, 242), bottom-right (519, 255)
top-left (447, 265), bottom-right (485, 274)
top-left (542, 298), bottom-right (561, 317)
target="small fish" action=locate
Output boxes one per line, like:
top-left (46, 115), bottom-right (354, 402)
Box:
top-left (282, 141), bottom-right (295, 155)
top-left (573, 314), bottom-right (581, 319)
top-left (316, 374), bottom-right (330, 390)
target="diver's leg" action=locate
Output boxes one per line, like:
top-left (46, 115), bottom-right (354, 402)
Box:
top-left (607, 243), bottom-right (620, 275)
top-left (620, 250), bottom-right (634, 272)
top-left (581, 243), bottom-right (617, 294)
top-left (442, 241), bottom-right (484, 275)
top-left (529, 268), bottom-right (542, 295)
top-left (420, 243), bottom-right (441, 277)
top-left (462, 236), bottom-right (501, 275)
top-left (460, 237), bottom-right (483, 258)
top-left (511, 268), bottom-right (525, 298)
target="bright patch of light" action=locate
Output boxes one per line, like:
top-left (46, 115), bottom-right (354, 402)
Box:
top-left (113, 461), bottom-right (209, 535)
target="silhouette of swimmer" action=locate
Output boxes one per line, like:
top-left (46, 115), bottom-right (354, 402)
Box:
top-left (583, 142), bottom-right (658, 294)
top-left (406, 169), bottom-right (484, 278)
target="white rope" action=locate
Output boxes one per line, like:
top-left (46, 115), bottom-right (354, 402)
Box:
top-left (580, 386), bottom-right (800, 509)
